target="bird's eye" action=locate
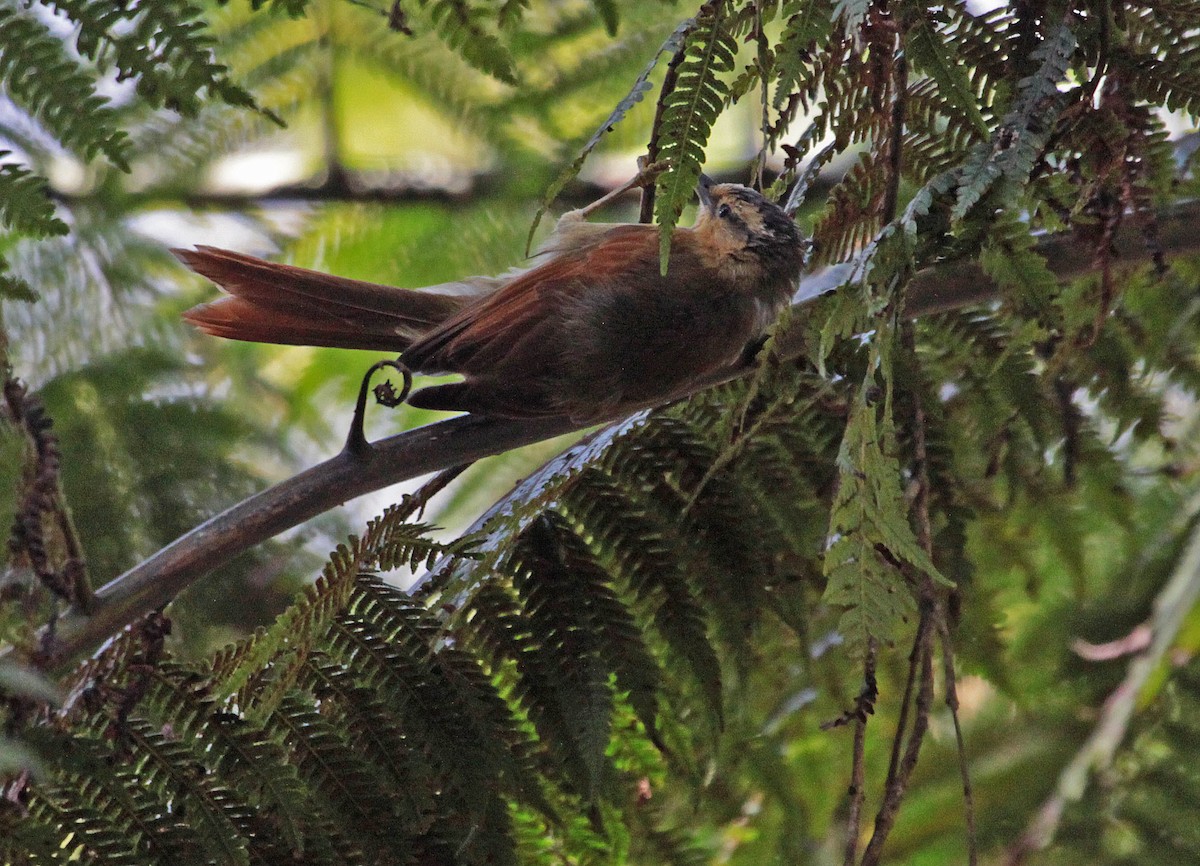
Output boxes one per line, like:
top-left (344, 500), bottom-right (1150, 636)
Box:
top-left (717, 203), bottom-right (732, 219)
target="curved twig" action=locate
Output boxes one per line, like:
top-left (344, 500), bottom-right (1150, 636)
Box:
top-left (345, 358), bottom-right (412, 455)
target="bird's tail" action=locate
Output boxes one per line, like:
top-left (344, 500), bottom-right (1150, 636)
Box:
top-left (176, 246), bottom-right (493, 352)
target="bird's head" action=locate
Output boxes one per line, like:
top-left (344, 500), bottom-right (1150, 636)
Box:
top-left (693, 174), bottom-right (806, 279)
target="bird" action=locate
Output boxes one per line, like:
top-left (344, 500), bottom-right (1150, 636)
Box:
top-left (177, 174), bottom-right (806, 424)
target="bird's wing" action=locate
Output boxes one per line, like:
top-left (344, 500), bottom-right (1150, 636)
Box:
top-left (402, 224), bottom-right (657, 375)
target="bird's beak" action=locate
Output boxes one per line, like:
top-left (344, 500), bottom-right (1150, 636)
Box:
top-left (696, 173), bottom-right (716, 211)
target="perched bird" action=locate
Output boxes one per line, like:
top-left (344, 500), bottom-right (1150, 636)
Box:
top-left (178, 175), bottom-right (805, 423)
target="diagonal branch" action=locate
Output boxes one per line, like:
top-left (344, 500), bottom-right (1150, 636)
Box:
top-left (4, 199), bottom-right (1200, 669)
top-left (1004, 487), bottom-right (1200, 864)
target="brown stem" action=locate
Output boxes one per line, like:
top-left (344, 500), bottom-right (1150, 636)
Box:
top-left (843, 639), bottom-right (878, 866)
top-left (939, 620), bottom-right (978, 866)
top-left (861, 606), bottom-right (936, 866)
top-left (880, 54), bottom-right (907, 226)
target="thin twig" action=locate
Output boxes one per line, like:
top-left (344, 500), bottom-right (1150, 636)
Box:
top-left (843, 639), bottom-right (878, 866)
top-left (753, 0), bottom-right (771, 191)
top-left (939, 619), bottom-right (978, 866)
top-left (400, 463), bottom-right (473, 522)
top-left (861, 606), bottom-right (936, 866)
top-left (880, 54), bottom-right (907, 226)
top-left (880, 605), bottom-right (924, 796)
top-left (903, 316), bottom-right (979, 862)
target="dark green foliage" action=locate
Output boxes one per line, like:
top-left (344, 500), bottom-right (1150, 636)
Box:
top-left (905, 15), bottom-right (987, 139)
top-left (7, 516), bottom-right (529, 865)
top-left (425, 0), bottom-right (519, 83)
top-left (0, 6), bottom-right (128, 166)
top-left (0, 159), bottom-right (67, 238)
top-left (950, 22), bottom-right (1078, 223)
top-left (41, 0), bottom-right (266, 118)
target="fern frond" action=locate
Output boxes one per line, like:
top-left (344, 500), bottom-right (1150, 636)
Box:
top-left (138, 665), bottom-right (321, 860)
top-left (427, 0), bottom-right (519, 83)
top-left (812, 150), bottom-right (888, 263)
top-left (0, 157), bottom-right (68, 238)
top-left (951, 22), bottom-right (1078, 223)
top-left (906, 13), bottom-right (988, 139)
top-left (296, 650), bottom-right (437, 815)
top-left (209, 535), bottom-right (371, 709)
top-left (27, 727), bottom-right (239, 866)
top-left (369, 516), bottom-right (481, 573)
top-left (0, 7), bottom-right (128, 166)
top-left (0, 268), bottom-right (38, 302)
top-left (351, 576), bottom-right (551, 814)
top-left (563, 468), bottom-right (724, 727)
top-left (523, 512), bottom-right (664, 746)
top-left (43, 0), bottom-right (271, 121)
top-left (267, 691), bottom-right (413, 862)
top-left (979, 211), bottom-right (1061, 321)
top-left (772, 0), bottom-right (837, 110)
top-left (822, 391), bottom-right (924, 654)
top-left (653, 0), bottom-right (737, 270)
top-left (505, 513), bottom-right (619, 798)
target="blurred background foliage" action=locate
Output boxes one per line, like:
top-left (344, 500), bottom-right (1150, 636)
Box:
top-left (2, 0), bottom-right (1200, 864)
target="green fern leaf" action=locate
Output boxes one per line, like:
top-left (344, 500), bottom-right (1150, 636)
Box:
top-left (0, 271), bottom-right (38, 302)
top-left (508, 514), bottom-right (618, 798)
top-left (368, 515), bottom-right (481, 573)
top-left (979, 212), bottom-right (1060, 319)
top-left (0, 157), bottom-right (68, 238)
top-left (525, 512), bottom-right (664, 746)
top-left (772, 0), bottom-right (836, 109)
top-left (653, 1), bottom-right (737, 271)
top-left (29, 728), bottom-right (239, 866)
top-left (564, 469), bottom-right (724, 726)
top-left (951, 22), bottom-right (1077, 223)
top-left (296, 650), bottom-right (438, 815)
top-left (906, 15), bottom-right (989, 138)
top-left (327, 583), bottom-right (528, 858)
top-left (43, 0), bottom-right (276, 123)
top-left (822, 385), bottom-right (944, 654)
top-left (209, 538), bottom-right (367, 709)
top-left (461, 579), bottom-right (607, 801)
top-left (268, 691), bottom-right (416, 861)
top-left (428, 0), bottom-right (519, 83)
top-left (140, 666), bottom-right (319, 860)
top-left (349, 579), bottom-right (553, 818)
top-left (0, 7), bottom-right (128, 166)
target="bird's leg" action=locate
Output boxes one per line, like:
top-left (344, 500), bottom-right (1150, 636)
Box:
top-left (560, 159), bottom-right (670, 223)
top-left (344, 359), bottom-right (412, 456)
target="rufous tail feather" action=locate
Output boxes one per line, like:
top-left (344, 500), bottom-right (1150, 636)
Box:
top-left (176, 246), bottom-right (478, 352)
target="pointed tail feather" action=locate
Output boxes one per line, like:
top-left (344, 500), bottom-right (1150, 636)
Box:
top-left (176, 246), bottom-right (476, 352)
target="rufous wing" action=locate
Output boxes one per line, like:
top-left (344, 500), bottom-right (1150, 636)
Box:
top-left (402, 224), bottom-right (657, 374)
